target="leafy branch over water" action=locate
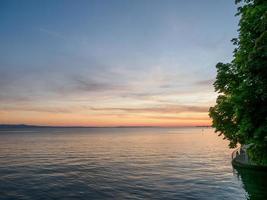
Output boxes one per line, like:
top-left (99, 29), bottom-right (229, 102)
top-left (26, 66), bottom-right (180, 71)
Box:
top-left (209, 0), bottom-right (267, 164)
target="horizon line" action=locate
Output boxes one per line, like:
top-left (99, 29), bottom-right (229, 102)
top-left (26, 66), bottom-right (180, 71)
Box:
top-left (0, 124), bottom-right (211, 128)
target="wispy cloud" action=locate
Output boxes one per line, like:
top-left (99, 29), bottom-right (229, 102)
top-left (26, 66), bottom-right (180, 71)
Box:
top-left (0, 105), bottom-right (73, 113)
top-left (195, 79), bottom-right (215, 86)
top-left (89, 105), bottom-right (209, 114)
top-left (39, 28), bottom-right (66, 40)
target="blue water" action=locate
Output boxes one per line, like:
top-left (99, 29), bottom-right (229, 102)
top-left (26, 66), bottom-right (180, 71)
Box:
top-left (0, 127), bottom-right (266, 199)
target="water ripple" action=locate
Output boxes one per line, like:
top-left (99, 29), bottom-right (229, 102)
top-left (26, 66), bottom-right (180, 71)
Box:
top-left (0, 127), bottom-right (265, 199)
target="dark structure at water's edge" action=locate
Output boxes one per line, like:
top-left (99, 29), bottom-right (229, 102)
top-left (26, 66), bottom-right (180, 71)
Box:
top-left (232, 146), bottom-right (267, 171)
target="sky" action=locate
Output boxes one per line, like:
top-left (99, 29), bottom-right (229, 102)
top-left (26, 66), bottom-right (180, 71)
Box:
top-left (0, 0), bottom-right (238, 126)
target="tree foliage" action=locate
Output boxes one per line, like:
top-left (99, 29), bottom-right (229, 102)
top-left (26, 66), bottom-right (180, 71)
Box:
top-left (209, 0), bottom-right (267, 164)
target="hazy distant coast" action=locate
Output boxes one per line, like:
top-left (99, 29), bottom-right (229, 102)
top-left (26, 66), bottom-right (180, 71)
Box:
top-left (0, 124), bottom-right (211, 129)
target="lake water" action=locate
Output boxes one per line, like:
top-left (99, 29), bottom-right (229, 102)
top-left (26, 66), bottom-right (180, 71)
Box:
top-left (0, 127), bottom-right (266, 200)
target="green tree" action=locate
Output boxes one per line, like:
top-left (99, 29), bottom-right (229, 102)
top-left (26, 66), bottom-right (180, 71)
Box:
top-left (209, 0), bottom-right (267, 164)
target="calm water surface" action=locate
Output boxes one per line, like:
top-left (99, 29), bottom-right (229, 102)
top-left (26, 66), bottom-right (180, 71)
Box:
top-left (0, 127), bottom-right (266, 200)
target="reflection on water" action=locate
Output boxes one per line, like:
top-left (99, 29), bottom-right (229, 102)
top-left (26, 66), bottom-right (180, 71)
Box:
top-left (233, 167), bottom-right (267, 200)
top-left (0, 127), bottom-right (265, 199)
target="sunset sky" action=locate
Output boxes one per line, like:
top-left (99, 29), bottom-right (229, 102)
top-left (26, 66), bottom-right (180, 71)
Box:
top-left (0, 0), bottom-right (238, 126)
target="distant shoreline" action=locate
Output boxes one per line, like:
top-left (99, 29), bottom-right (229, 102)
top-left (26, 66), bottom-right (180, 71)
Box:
top-left (0, 124), bottom-right (211, 129)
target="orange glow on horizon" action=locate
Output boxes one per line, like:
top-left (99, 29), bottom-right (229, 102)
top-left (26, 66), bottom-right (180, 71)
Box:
top-left (0, 109), bottom-right (211, 127)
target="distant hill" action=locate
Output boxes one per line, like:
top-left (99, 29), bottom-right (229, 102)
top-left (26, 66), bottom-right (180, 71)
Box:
top-left (0, 124), bottom-right (45, 129)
